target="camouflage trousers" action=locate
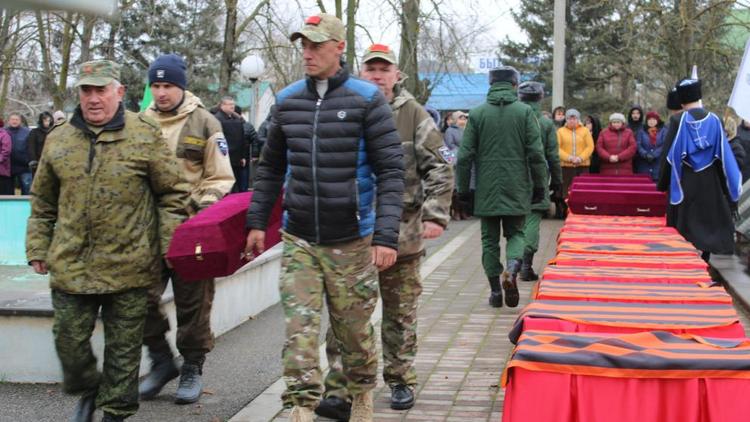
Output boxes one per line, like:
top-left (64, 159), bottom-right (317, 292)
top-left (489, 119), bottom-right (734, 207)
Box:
top-left (51, 288), bottom-right (148, 418)
top-left (279, 231), bottom-right (379, 409)
top-left (324, 257), bottom-right (423, 400)
top-left (142, 264), bottom-right (215, 365)
top-left (480, 215), bottom-right (526, 277)
top-left (522, 210), bottom-right (544, 255)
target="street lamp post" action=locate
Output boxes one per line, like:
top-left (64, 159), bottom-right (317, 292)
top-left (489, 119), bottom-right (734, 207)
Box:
top-left (239, 55), bottom-right (265, 126)
top-left (239, 55), bottom-right (265, 188)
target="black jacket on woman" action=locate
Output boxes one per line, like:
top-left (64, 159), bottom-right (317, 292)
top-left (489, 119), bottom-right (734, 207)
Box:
top-left (27, 111), bottom-right (53, 171)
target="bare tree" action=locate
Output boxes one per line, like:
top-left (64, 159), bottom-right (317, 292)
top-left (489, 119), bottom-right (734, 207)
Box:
top-left (219, 0), bottom-right (269, 95)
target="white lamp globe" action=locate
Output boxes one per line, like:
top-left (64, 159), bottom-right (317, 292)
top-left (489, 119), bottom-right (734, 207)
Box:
top-left (240, 55), bottom-right (265, 80)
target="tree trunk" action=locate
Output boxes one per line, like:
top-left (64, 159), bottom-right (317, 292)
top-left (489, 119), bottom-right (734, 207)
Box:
top-left (56, 12), bottom-right (79, 110)
top-left (104, 10), bottom-right (119, 60)
top-left (79, 15), bottom-right (96, 63)
top-left (336, 0), bottom-right (343, 18)
top-left (35, 11), bottom-right (62, 109)
top-left (399, 0), bottom-right (426, 102)
top-left (220, 0), bottom-right (239, 96)
top-left (345, 0), bottom-right (356, 71)
top-left (0, 11), bottom-right (13, 114)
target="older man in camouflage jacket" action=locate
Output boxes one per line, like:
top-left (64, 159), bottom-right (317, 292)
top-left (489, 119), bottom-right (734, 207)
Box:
top-left (26, 60), bottom-right (189, 422)
top-left (316, 44), bottom-right (454, 419)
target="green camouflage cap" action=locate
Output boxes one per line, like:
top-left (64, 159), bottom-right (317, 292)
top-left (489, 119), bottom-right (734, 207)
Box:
top-left (362, 44), bottom-right (397, 64)
top-left (75, 60), bottom-right (120, 87)
top-left (290, 13), bottom-right (345, 43)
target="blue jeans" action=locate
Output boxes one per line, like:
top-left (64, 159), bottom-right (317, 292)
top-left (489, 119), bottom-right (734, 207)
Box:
top-left (14, 171), bottom-right (32, 195)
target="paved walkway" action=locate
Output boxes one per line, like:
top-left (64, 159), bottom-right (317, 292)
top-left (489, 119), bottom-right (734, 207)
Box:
top-left (255, 218), bottom-right (564, 421)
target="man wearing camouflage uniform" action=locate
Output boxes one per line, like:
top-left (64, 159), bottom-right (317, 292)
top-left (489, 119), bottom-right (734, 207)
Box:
top-left (316, 44), bottom-right (453, 419)
top-left (139, 54), bottom-right (234, 404)
top-left (517, 81), bottom-right (562, 281)
top-left (244, 14), bottom-right (404, 422)
top-left (26, 60), bottom-right (189, 422)
top-left (456, 66), bottom-right (547, 308)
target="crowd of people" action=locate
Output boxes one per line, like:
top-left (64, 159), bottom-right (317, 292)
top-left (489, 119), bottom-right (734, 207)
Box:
top-left (0, 110), bottom-right (65, 195)
top-left (1, 90), bottom-right (264, 198)
top-left (439, 92), bottom-right (750, 222)
top-left (10, 9), bottom-right (748, 422)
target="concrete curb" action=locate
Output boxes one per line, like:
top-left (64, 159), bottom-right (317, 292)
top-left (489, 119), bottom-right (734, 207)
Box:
top-left (228, 221), bottom-right (481, 422)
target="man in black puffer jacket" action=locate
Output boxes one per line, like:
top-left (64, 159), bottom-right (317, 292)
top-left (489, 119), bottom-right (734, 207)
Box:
top-left (243, 13), bottom-right (404, 422)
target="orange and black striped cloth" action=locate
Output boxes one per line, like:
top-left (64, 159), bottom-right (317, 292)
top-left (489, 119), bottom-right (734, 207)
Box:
top-left (558, 231), bottom-right (687, 245)
top-left (534, 279), bottom-right (732, 304)
top-left (564, 213), bottom-right (666, 227)
top-left (509, 300), bottom-right (739, 344)
top-left (541, 265), bottom-right (711, 284)
top-left (551, 251), bottom-right (708, 270)
top-left (558, 239), bottom-right (700, 256)
top-left (560, 224), bottom-right (680, 235)
top-left (502, 330), bottom-right (750, 386)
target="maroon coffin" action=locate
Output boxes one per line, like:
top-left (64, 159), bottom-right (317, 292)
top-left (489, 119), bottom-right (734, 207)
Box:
top-left (567, 189), bottom-right (666, 216)
top-left (571, 182), bottom-right (657, 192)
top-left (166, 192), bottom-right (283, 281)
top-left (574, 174), bottom-right (653, 184)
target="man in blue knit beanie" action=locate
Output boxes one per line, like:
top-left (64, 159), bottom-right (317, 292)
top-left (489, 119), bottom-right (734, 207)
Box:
top-left (139, 53), bottom-right (234, 405)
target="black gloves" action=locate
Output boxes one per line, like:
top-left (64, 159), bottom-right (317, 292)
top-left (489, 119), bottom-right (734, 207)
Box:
top-left (549, 183), bottom-right (563, 201)
top-left (532, 187), bottom-right (545, 204)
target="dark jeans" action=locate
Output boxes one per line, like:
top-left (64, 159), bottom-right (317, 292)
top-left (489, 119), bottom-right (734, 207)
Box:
top-left (13, 171), bottom-right (32, 195)
top-left (0, 176), bottom-right (13, 195)
top-left (231, 165), bottom-right (249, 193)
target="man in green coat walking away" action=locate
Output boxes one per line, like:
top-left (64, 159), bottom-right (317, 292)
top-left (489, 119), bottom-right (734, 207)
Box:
top-left (456, 66), bottom-right (547, 308)
top-left (517, 81), bottom-right (563, 281)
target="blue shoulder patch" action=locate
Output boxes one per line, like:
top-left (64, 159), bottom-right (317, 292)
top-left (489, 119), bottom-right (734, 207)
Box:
top-left (344, 77), bottom-right (380, 102)
top-left (276, 80), bottom-right (308, 105)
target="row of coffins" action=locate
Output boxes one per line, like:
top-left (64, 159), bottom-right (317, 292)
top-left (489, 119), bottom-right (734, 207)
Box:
top-left (502, 176), bottom-right (750, 422)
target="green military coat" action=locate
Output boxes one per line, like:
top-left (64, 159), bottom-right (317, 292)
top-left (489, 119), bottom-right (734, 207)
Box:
top-left (456, 82), bottom-right (547, 216)
top-left (526, 101), bottom-right (563, 211)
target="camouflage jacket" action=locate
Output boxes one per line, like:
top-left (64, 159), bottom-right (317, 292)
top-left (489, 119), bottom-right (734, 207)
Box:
top-left (26, 106), bottom-right (190, 294)
top-left (391, 87), bottom-right (454, 261)
top-left (144, 91), bottom-right (234, 213)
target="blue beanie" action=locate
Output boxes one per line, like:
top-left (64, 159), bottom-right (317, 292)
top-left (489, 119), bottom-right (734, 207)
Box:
top-left (148, 54), bottom-right (187, 90)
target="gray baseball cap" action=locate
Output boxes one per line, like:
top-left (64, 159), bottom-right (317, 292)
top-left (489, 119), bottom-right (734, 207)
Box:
top-left (290, 14), bottom-right (345, 43)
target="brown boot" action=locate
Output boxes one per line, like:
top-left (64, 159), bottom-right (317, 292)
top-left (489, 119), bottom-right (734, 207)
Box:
top-left (350, 391), bottom-right (374, 422)
top-left (288, 406), bottom-right (314, 422)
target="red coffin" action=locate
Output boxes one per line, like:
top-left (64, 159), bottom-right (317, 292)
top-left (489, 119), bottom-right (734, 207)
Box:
top-left (567, 189), bottom-right (666, 216)
top-left (166, 192), bottom-right (283, 281)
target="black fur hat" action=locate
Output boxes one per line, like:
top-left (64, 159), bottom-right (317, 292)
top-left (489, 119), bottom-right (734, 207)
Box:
top-left (489, 66), bottom-right (519, 86)
top-left (666, 88), bottom-right (682, 111)
top-left (518, 81), bottom-right (544, 102)
top-left (676, 78), bottom-right (701, 104)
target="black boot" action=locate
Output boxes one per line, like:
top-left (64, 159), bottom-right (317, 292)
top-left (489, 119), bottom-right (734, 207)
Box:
top-left (101, 413), bottom-right (125, 422)
top-left (502, 259), bottom-right (521, 308)
top-left (70, 391), bottom-right (96, 422)
top-left (175, 362), bottom-right (203, 404)
top-left (487, 276), bottom-right (503, 308)
top-left (139, 351), bottom-right (179, 400)
top-left (519, 252), bottom-right (539, 282)
top-left (315, 396), bottom-right (352, 421)
top-left (390, 384), bottom-right (415, 410)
